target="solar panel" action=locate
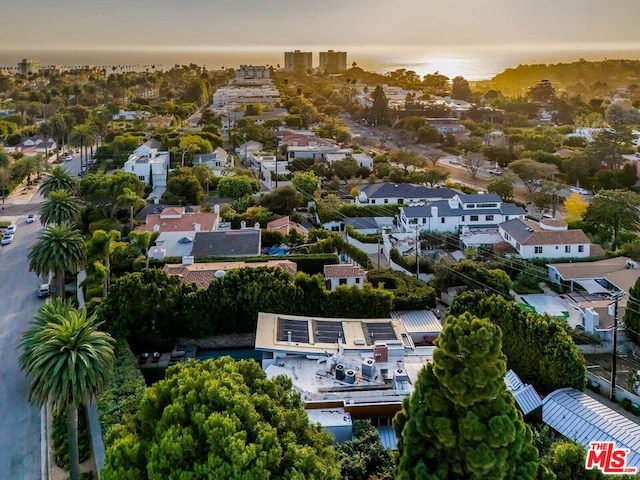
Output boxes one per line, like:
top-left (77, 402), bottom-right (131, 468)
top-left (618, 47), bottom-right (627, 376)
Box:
top-left (312, 320), bottom-right (345, 344)
top-left (276, 317), bottom-right (309, 343)
top-left (362, 322), bottom-right (397, 345)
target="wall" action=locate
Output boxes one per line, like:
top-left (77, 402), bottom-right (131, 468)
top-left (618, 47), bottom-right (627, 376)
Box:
top-left (520, 243), bottom-right (590, 260)
top-left (346, 235), bottom-right (380, 254)
top-left (587, 372), bottom-right (640, 405)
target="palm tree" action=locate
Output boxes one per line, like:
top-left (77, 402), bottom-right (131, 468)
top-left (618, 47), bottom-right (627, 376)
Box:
top-left (87, 229), bottom-right (122, 295)
top-left (19, 305), bottom-right (114, 480)
top-left (49, 114), bottom-right (70, 161)
top-left (28, 222), bottom-right (86, 299)
top-left (37, 121), bottom-right (54, 159)
top-left (39, 166), bottom-right (77, 196)
top-left (39, 189), bottom-right (81, 225)
top-left (117, 187), bottom-right (144, 231)
top-left (69, 123), bottom-right (98, 173)
top-left (14, 155), bottom-right (39, 185)
top-left (0, 166), bottom-right (9, 204)
top-left (0, 147), bottom-right (10, 169)
top-left (33, 153), bottom-right (49, 180)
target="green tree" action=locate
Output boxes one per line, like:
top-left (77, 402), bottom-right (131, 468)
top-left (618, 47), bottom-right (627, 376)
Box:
top-left (69, 123), bottom-right (98, 172)
top-left (487, 172), bottom-right (517, 201)
top-left (28, 222), bottom-right (87, 299)
top-left (217, 174), bottom-right (261, 199)
top-left (259, 185), bottom-right (304, 214)
top-left (164, 169), bottom-right (205, 205)
top-left (528, 79), bottom-right (556, 103)
top-left (371, 85), bottom-right (390, 125)
top-left (39, 188), bottom-right (81, 226)
top-left (87, 229), bottom-right (124, 296)
top-left (542, 441), bottom-right (601, 480)
top-left (509, 159), bottom-right (558, 193)
top-left (101, 358), bottom-right (340, 480)
top-left (451, 76), bottom-right (472, 101)
top-left (19, 304), bottom-right (115, 480)
top-left (176, 134), bottom-right (213, 167)
top-left (586, 127), bottom-right (634, 171)
top-left (583, 189), bottom-right (640, 250)
top-left (79, 171), bottom-right (145, 218)
top-left (291, 170), bottom-right (319, 196)
top-left (336, 420), bottom-right (395, 480)
top-left (116, 187), bottom-right (145, 231)
top-left (624, 276), bottom-right (640, 345)
top-left (448, 291), bottom-right (586, 393)
top-left (394, 312), bottom-right (540, 480)
top-left (39, 166), bottom-right (77, 196)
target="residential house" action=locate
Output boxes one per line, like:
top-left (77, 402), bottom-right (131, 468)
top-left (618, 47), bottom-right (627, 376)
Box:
top-left (426, 118), bottom-right (466, 134)
top-left (190, 229), bottom-right (262, 258)
top-left (193, 147), bottom-right (233, 176)
top-left (136, 207), bottom-right (218, 233)
top-left (147, 116), bottom-right (173, 129)
top-left (324, 264), bottom-right (367, 290)
top-left (284, 135), bottom-right (344, 161)
top-left (547, 256), bottom-right (640, 340)
top-left (124, 148), bottom-right (169, 187)
top-left (113, 109), bottom-right (148, 121)
top-left (212, 85), bottom-right (280, 108)
top-left (325, 153), bottom-right (374, 170)
top-left (391, 310), bottom-right (443, 345)
top-left (148, 232), bottom-right (198, 260)
top-left (398, 193), bottom-right (526, 233)
top-left (505, 370), bottom-right (542, 418)
top-left (266, 216), bottom-right (308, 237)
top-left (355, 183), bottom-right (458, 206)
top-left (235, 65), bottom-right (271, 81)
top-left (163, 258), bottom-right (297, 288)
top-left (499, 218), bottom-right (590, 259)
top-left (235, 140), bottom-right (264, 164)
top-left (5, 135), bottom-right (57, 155)
top-left (132, 138), bottom-right (162, 156)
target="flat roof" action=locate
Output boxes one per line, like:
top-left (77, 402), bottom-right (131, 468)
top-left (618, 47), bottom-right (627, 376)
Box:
top-left (520, 294), bottom-right (569, 317)
top-left (548, 257), bottom-right (632, 280)
top-left (255, 312), bottom-right (411, 355)
top-left (392, 310), bottom-right (442, 335)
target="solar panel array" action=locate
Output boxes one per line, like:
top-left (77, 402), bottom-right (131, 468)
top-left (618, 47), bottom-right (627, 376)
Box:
top-left (362, 322), bottom-right (397, 345)
top-left (276, 317), bottom-right (309, 343)
top-left (312, 320), bottom-right (345, 343)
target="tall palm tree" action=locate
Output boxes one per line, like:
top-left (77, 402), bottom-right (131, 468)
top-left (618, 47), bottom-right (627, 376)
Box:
top-left (87, 229), bottom-right (122, 295)
top-left (37, 120), bottom-right (54, 159)
top-left (39, 166), bottom-right (77, 196)
top-left (15, 155), bottom-right (39, 185)
top-left (69, 123), bottom-right (98, 172)
top-left (39, 189), bottom-right (81, 225)
top-left (49, 114), bottom-right (70, 161)
top-left (19, 305), bottom-right (114, 480)
top-left (28, 222), bottom-right (86, 299)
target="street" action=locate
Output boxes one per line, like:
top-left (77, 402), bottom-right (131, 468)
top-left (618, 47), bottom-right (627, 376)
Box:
top-left (0, 216), bottom-right (44, 479)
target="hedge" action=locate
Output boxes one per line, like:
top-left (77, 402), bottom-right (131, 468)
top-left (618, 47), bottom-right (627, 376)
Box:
top-left (368, 269), bottom-right (436, 310)
top-left (346, 225), bottom-right (381, 244)
top-left (97, 340), bottom-right (147, 441)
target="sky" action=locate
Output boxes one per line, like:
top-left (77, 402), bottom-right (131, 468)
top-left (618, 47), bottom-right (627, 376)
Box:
top-left (3, 0), bottom-right (640, 52)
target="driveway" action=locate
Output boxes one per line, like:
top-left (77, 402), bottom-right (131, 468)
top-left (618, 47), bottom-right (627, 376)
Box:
top-left (0, 216), bottom-right (44, 479)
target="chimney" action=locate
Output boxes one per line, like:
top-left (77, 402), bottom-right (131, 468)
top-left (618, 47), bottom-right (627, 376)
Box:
top-left (254, 222), bottom-right (260, 230)
top-left (431, 206), bottom-right (438, 219)
top-left (153, 197), bottom-right (160, 205)
top-left (153, 224), bottom-right (160, 233)
top-left (194, 223), bottom-right (201, 232)
top-left (182, 255), bottom-right (194, 265)
top-left (240, 220), bottom-right (247, 229)
top-left (214, 204), bottom-right (220, 214)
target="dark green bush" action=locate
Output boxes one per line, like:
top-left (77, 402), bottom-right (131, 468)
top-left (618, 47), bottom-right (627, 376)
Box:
top-left (346, 225), bottom-right (381, 244)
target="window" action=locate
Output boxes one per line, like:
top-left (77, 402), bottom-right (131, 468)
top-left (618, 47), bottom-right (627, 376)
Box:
top-left (516, 242), bottom-right (520, 250)
top-left (470, 215), bottom-right (479, 222)
top-left (398, 199), bottom-right (404, 204)
top-left (486, 215), bottom-right (494, 221)
top-left (477, 203), bottom-right (498, 208)
top-left (535, 246), bottom-right (543, 254)
top-left (467, 204), bottom-right (475, 209)
top-left (355, 277), bottom-right (360, 284)
top-left (578, 245), bottom-right (584, 253)
top-left (565, 246), bottom-right (571, 253)
top-left (441, 218), bottom-right (445, 223)
top-left (504, 216), bottom-right (509, 221)
top-left (371, 199), bottom-right (376, 204)
top-left (339, 278), bottom-right (347, 285)
top-left (138, 176), bottom-right (145, 181)
top-left (461, 216), bottom-right (465, 221)
top-left (422, 218), bottom-right (426, 224)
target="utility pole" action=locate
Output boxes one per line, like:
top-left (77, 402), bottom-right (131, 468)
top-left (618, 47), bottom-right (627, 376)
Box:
top-left (610, 292), bottom-right (623, 402)
top-left (415, 226), bottom-right (420, 280)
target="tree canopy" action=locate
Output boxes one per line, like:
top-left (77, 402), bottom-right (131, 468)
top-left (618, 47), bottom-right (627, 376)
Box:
top-left (217, 175), bottom-right (261, 199)
top-left (583, 189), bottom-right (640, 250)
top-left (394, 312), bottom-right (540, 480)
top-left (101, 358), bottom-right (340, 480)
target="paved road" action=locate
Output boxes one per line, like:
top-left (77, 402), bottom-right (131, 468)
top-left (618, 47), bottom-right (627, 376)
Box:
top-left (0, 217), bottom-right (44, 479)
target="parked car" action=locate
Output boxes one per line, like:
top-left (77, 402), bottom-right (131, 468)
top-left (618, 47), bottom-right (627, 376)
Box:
top-left (1, 233), bottom-right (14, 245)
top-left (447, 157), bottom-right (460, 165)
top-left (26, 214), bottom-right (35, 224)
top-left (488, 168), bottom-right (503, 176)
top-left (65, 154), bottom-right (73, 161)
top-left (6, 224), bottom-right (16, 235)
top-left (37, 284), bottom-right (51, 298)
top-left (569, 187), bottom-right (589, 195)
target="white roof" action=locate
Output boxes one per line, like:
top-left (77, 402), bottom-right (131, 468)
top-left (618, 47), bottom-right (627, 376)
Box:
top-left (505, 369), bottom-right (542, 415)
top-left (392, 310), bottom-right (442, 335)
top-left (520, 294), bottom-right (569, 317)
top-left (575, 279), bottom-right (611, 295)
top-left (543, 388), bottom-right (640, 469)
top-left (306, 408), bottom-right (352, 428)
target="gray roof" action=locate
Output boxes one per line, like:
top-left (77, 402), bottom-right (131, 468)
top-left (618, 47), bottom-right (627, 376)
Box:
top-left (458, 193), bottom-right (502, 203)
top-left (403, 200), bottom-right (524, 218)
top-left (191, 230), bottom-right (261, 257)
top-left (392, 310), bottom-right (442, 335)
top-left (543, 388), bottom-right (640, 469)
top-left (500, 218), bottom-right (590, 246)
top-left (344, 217), bottom-right (379, 230)
top-left (505, 370), bottom-right (542, 415)
top-left (500, 203), bottom-right (526, 216)
top-left (135, 204), bottom-right (196, 221)
top-left (359, 183), bottom-right (457, 200)
top-left (143, 138), bottom-right (162, 150)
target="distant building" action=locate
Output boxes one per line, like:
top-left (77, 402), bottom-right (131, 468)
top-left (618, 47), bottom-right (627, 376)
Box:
top-left (284, 50), bottom-right (312, 73)
top-left (17, 58), bottom-right (40, 76)
top-left (319, 50), bottom-right (347, 73)
top-left (235, 65), bottom-right (270, 81)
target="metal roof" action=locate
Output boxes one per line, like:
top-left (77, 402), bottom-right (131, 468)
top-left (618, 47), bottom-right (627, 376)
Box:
top-left (377, 426), bottom-right (399, 450)
top-left (543, 388), bottom-right (640, 469)
top-left (505, 369), bottom-right (542, 415)
top-left (392, 310), bottom-right (443, 335)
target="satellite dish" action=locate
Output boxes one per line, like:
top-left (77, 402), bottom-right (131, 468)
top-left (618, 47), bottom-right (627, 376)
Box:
top-left (214, 270), bottom-right (226, 278)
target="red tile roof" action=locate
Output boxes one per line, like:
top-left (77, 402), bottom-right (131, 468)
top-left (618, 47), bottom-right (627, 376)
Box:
top-left (163, 260), bottom-right (297, 287)
top-left (323, 264), bottom-right (367, 279)
top-left (137, 213), bottom-right (218, 233)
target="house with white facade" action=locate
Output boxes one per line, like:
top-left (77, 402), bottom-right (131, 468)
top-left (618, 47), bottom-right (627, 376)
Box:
top-left (325, 153), bottom-right (374, 170)
top-left (499, 218), bottom-right (590, 260)
top-left (355, 183), bottom-right (458, 206)
top-left (6, 135), bottom-right (57, 155)
top-left (324, 264), bottom-right (367, 290)
top-left (124, 145), bottom-right (169, 187)
top-left (398, 193), bottom-right (525, 233)
top-left (193, 147), bottom-right (233, 176)
top-left (235, 140), bottom-right (264, 163)
top-left (426, 118), bottom-right (466, 134)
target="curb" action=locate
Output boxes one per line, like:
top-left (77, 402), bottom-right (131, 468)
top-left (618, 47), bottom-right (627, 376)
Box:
top-left (40, 404), bottom-right (49, 480)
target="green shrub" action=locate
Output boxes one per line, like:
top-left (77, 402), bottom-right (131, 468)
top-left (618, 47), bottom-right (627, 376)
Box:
top-left (52, 404), bottom-right (91, 470)
top-left (98, 340), bottom-right (147, 441)
top-left (368, 269), bottom-right (436, 310)
top-left (346, 225), bottom-right (382, 244)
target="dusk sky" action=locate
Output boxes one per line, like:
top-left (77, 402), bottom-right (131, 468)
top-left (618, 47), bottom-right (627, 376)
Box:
top-left (3, 0), bottom-right (640, 51)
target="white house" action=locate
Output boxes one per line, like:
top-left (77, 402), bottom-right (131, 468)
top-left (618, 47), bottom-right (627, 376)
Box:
top-left (132, 138), bottom-right (162, 156)
top-left (194, 147), bottom-right (233, 176)
top-left (498, 218), bottom-right (590, 260)
top-left (426, 118), bottom-right (466, 134)
top-left (235, 140), bottom-right (264, 163)
top-left (355, 183), bottom-right (458, 206)
top-left (398, 193), bottom-right (526, 233)
top-left (6, 135), bottom-right (57, 155)
top-left (323, 264), bottom-right (367, 290)
top-left (325, 153), bottom-right (373, 170)
top-left (124, 149), bottom-right (169, 187)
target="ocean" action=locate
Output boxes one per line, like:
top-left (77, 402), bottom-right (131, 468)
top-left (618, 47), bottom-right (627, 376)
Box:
top-left (2, 44), bottom-right (640, 81)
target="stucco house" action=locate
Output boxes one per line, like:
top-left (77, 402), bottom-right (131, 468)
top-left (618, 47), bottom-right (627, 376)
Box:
top-left (355, 183), bottom-right (458, 206)
top-left (499, 218), bottom-right (590, 260)
top-left (323, 264), bottom-right (367, 290)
